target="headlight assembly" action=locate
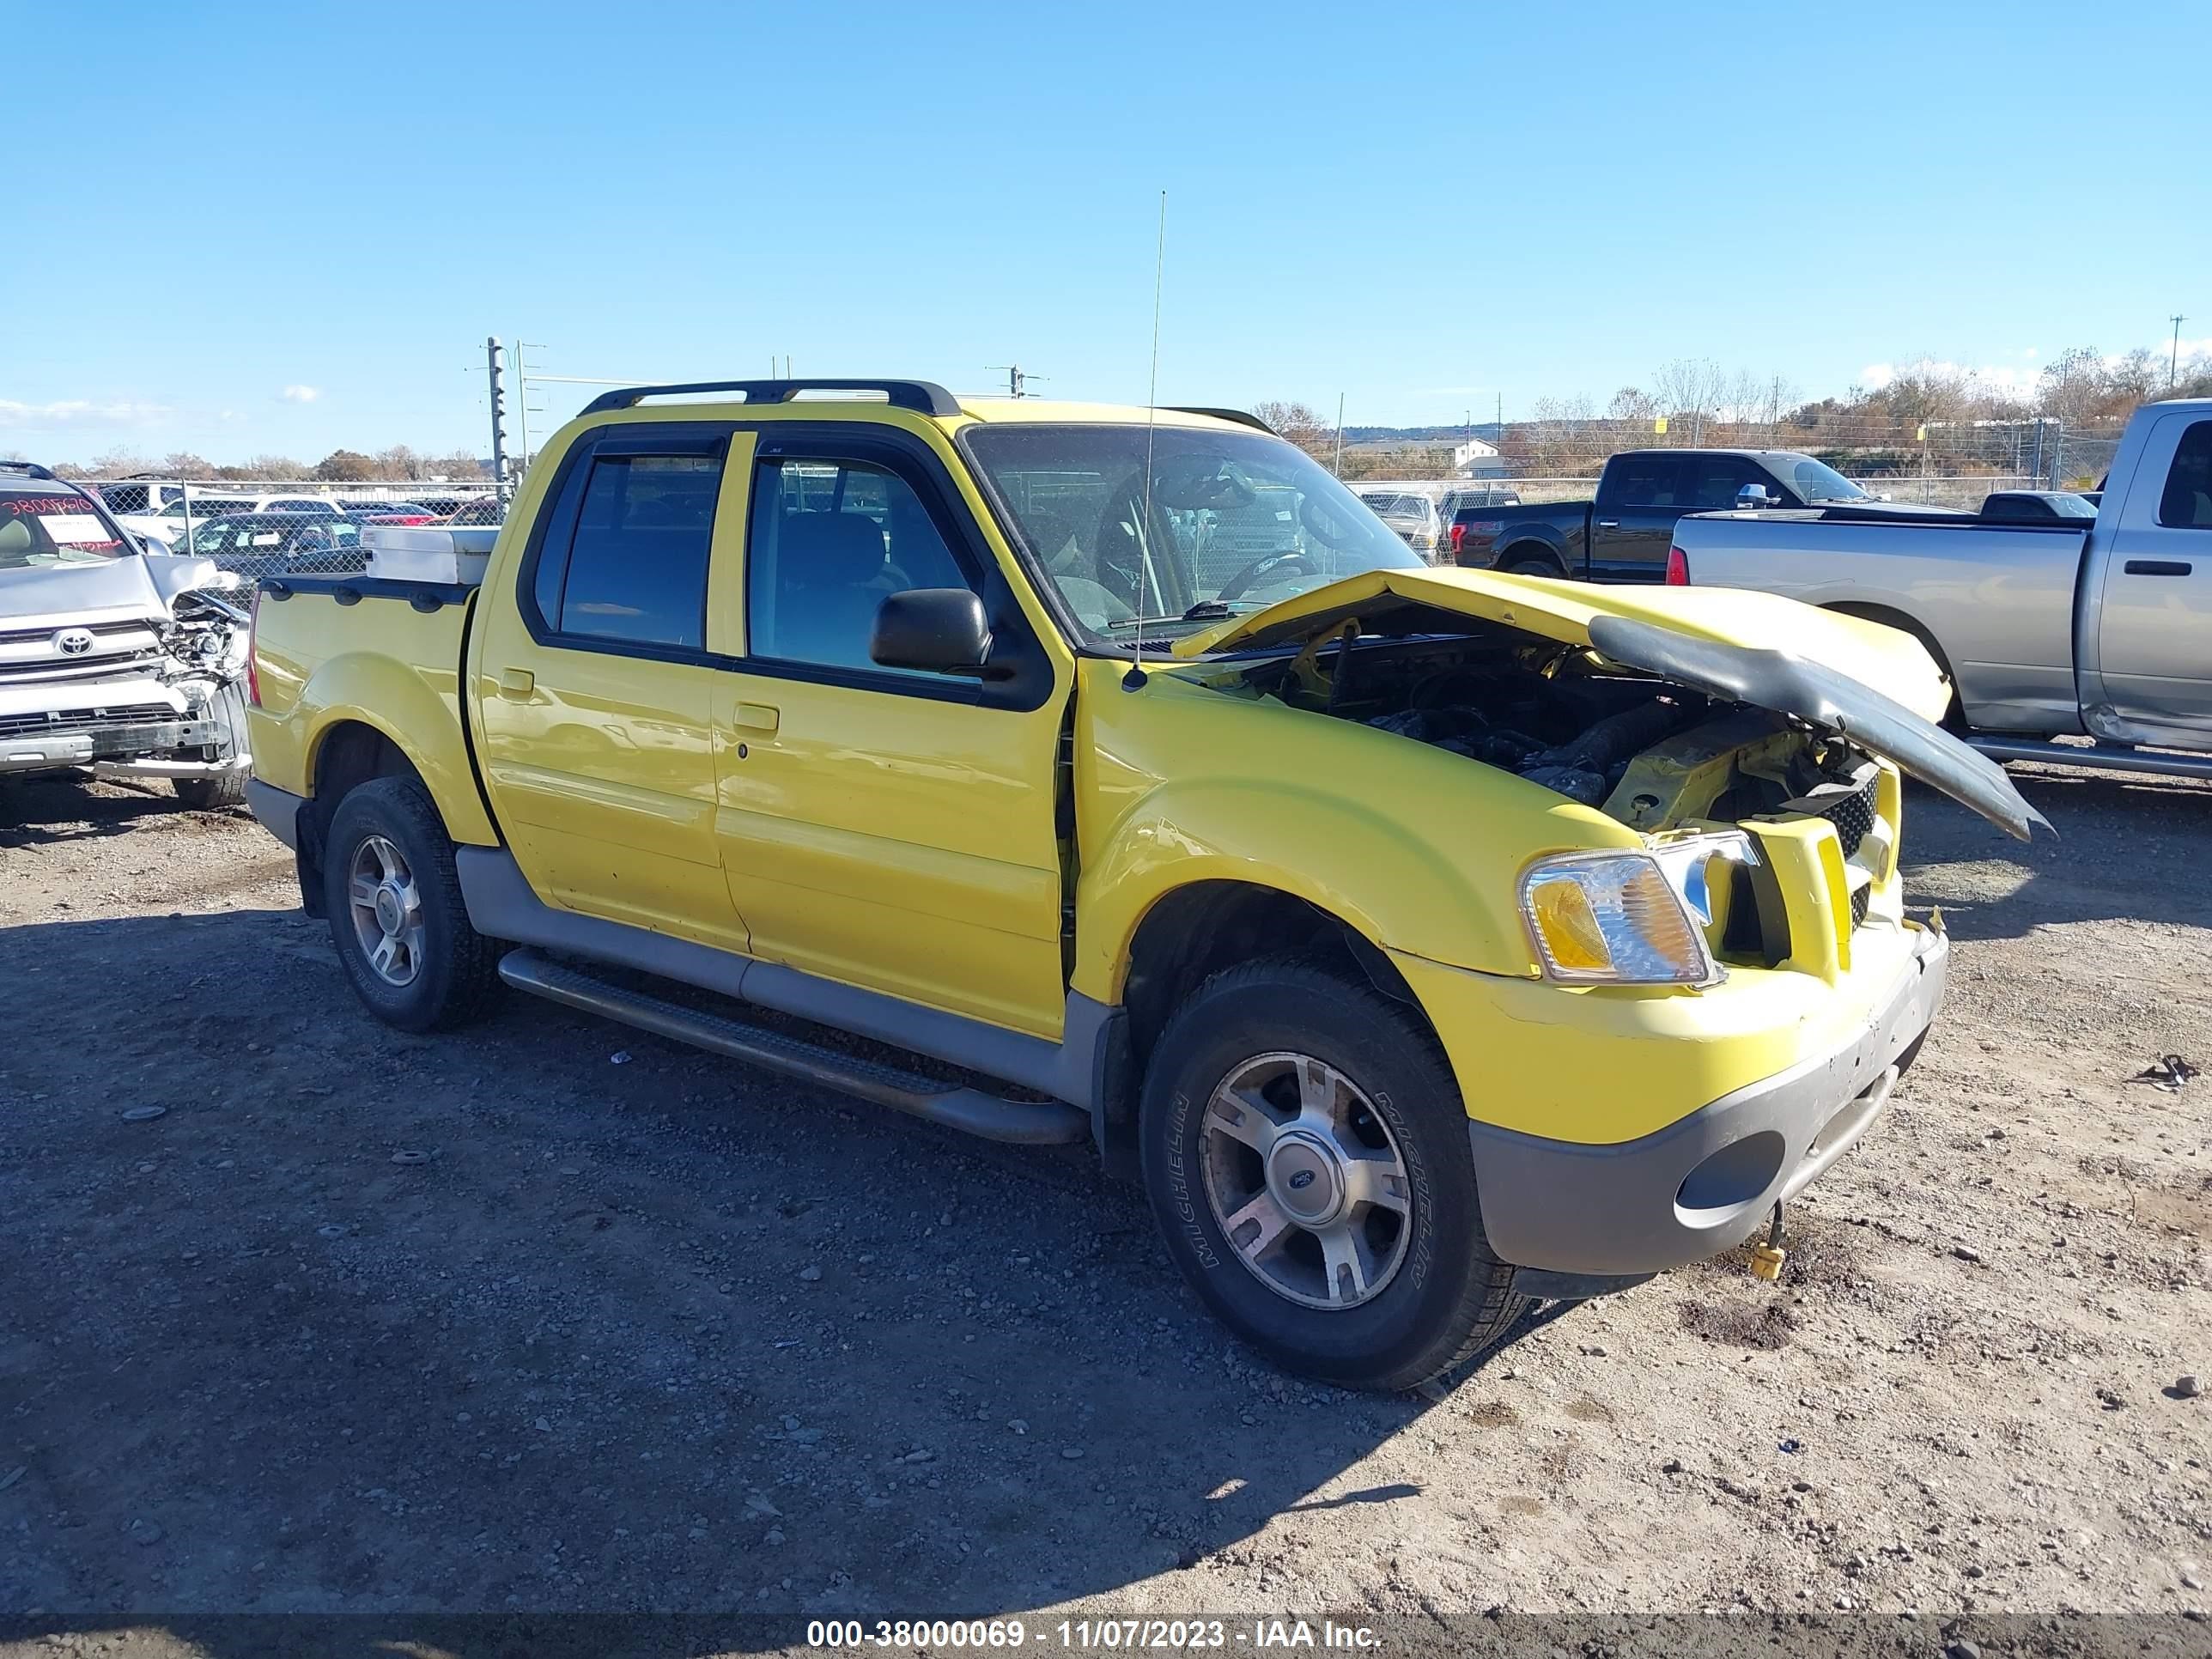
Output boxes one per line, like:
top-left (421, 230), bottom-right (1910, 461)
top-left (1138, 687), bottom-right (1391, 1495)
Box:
top-left (1519, 834), bottom-right (1756, 988)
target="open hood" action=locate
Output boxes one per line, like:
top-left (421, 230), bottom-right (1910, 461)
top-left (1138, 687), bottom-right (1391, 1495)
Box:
top-left (1177, 568), bottom-right (2050, 841)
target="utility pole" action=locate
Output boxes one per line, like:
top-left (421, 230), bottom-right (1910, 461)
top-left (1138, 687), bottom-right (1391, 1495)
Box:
top-left (987, 365), bottom-right (1041, 398)
top-left (512, 339), bottom-right (546, 478)
top-left (1333, 392), bottom-right (1346, 477)
top-left (2172, 315), bottom-right (2189, 390)
top-left (485, 337), bottom-right (512, 501)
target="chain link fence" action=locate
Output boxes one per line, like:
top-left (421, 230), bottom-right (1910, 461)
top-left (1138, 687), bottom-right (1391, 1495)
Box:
top-left (82, 477), bottom-right (505, 580)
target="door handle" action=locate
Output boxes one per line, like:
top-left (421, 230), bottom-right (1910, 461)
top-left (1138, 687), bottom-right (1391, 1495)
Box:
top-left (1595, 520), bottom-right (1620, 529)
top-left (2124, 559), bottom-right (2193, 576)
top-left (732, 702), bottom-right (780, 732)
top-left (496, 667), bottom-right (534, 697)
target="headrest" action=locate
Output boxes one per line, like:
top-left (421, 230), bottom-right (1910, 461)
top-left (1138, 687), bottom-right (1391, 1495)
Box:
top-left (781, 512), bottom-right (886, 586)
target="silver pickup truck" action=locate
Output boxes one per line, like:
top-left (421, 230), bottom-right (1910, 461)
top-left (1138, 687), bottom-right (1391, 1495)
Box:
top-left (1668, 398), bottom-right (2212, 778)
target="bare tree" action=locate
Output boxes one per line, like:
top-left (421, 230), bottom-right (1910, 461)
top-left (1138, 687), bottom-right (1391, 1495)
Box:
top-left (1250, 401), bottom-right (1334, 461)
top-left (314, 449), bottom-right (377, 483)
top-left (2037, 346), bottom-right (2108, 423)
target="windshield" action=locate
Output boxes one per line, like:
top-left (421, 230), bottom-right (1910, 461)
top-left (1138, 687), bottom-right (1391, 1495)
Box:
top-left (1775, 455), bottom-right (1869, 503)
top-left (963, 423), bottom-right (1420, 642)
top-left (0, 489), bottom-right (134, 568)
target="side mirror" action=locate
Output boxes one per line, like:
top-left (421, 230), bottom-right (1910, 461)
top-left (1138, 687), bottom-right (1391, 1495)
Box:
top-left (1735, 483), bottom-right (1776, 510)
top-left (871, 588), bottom-right (993, 677)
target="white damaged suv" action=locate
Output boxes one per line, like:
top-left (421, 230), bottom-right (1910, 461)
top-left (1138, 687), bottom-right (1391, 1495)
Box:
top-left (0, 463), bottom-right (252, 808)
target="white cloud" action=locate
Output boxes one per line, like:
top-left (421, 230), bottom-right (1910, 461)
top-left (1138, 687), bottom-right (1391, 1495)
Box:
top-left (1858, 359), bottom-right (2039, 393)
top-left (0, 398), bottom-right (170, 428)
top-left (280, 384), bottom-right (321, 404)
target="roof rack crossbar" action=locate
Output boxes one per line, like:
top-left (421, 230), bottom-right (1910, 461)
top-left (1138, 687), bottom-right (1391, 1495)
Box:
top-left (0, 460), bottom-right (59, 481)
top-left (581, 379), bottom-right (962, 417)
top-left (1165, 406), bottom-right (1274, 434)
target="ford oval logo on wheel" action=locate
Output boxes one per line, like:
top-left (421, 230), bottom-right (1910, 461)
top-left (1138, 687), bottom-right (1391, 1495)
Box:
top-left (1286, 1169), bottom-right (1316, 1190)
top-left (54, 628), bottom-right (95, 656)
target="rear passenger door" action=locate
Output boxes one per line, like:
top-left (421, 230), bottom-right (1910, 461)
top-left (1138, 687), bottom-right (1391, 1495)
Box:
top-left (1589, 453), bottom-right (1688, 581)
top-left (471, 424), bottom-right (751, 951)
top-left (2095, 413), bottom-right (2212, 737)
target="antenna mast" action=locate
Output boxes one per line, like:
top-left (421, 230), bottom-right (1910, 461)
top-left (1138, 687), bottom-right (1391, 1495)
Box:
top-left (1125, 191), bottom-right (1168, 690)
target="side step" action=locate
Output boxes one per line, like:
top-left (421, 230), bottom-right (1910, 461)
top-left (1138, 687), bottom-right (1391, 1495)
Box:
top-left (1966, 735), bottom-right (2212, 781)
top-left (498, 950), bottom-right (1090, 1146)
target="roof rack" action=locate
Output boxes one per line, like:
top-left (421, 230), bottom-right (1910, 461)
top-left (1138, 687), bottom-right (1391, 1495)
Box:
top-left (581, 379), bottom-right (962, 417)
top-left (0, 460), bottom-right (59, 481)
top-left (1166, 406), bottom-right (1274, 434)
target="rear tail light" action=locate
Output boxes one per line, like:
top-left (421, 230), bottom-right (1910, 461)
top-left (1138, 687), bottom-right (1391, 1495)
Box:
top-left (1665, 545), bottom-right (1690, 586)
top-left (246, 584), bottom-right (264, 707)
top-left (1449, 524), bottom-right (1465, 556)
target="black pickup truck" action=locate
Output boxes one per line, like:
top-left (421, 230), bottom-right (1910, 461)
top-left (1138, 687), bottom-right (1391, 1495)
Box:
top-left (1449, 448), bottom-right (1900, 582)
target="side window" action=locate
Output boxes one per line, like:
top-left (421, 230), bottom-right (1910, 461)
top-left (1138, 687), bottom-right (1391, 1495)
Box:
top-left (1607, 455), bottom-right (1685, 507)
top-left (746, 457), bottom-right (973, 675)
top-left (2157, 421), bottom-right (2212, 529)
top-left (1687, 458), bottom-right (1767, 509)
top-left (544, 453), bottom-right (722, 649)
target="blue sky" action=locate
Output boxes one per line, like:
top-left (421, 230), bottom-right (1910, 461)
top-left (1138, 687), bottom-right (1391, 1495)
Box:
top-left (7, 0), bottom-right (2208, 464)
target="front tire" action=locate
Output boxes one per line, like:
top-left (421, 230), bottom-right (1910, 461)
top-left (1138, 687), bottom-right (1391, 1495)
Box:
top-left (1139, 957), bottom-right (1526, 1391)
top-left (322, 776), bottom-right (503, 1032)
top-left (173, 683), bottom-right (249, 810)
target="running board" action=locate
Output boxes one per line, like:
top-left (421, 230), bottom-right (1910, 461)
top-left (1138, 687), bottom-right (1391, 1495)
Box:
top-left (497, 950), bottom-right (1090, 1146)
top-left (1966, 736), bottom-right (2212, 781)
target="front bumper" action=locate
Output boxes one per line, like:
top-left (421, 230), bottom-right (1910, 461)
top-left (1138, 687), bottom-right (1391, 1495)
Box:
top-left (1461, 923), bottom-right (1948, 1278)
top-left (0, 712), bottom-right (223, 775)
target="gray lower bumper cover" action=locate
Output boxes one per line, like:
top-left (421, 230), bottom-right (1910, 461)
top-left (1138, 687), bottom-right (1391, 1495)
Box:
top-left (1468, 926), bottom-right (1950, 1277)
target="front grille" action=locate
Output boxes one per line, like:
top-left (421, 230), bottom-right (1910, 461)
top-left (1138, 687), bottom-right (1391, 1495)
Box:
top-left (1850, 884), bottom-right (1872, 929)
top-left (0, 702), bottom-right (179, 741)
top-left (1819, 778), bottom-right (1879, 856)
top-left (0, 648), bottom-right (161, 682)
top-left (0, 619), bottom-right (153, 647)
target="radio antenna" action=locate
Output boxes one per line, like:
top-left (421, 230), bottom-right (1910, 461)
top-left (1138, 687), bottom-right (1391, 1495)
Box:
top-left (1124, 189), bottom-right (1167, 691)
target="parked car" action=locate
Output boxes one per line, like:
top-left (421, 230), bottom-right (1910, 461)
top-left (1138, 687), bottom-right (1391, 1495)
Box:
top-left (0, 462), bottom-right (252, 807)
top-left (116, 491), bottom-right (342, 548)
top-left (1354, 489), bottom-right (1441, 556)
top-left (1446, 448), bottom-right (1956, 581)
top-left (441, 496), bottom-right (505, 526)
top-left (188, 513), bottom-right (369, 580)
top-left (243, 379), bottom-right (2035, 1390)
top-left (1667, 398), bottom-right (2212, 777)
top-left (91, 479), bottom-right (187, 517)
top-left (1979, 490), bottom-right (2099, 522)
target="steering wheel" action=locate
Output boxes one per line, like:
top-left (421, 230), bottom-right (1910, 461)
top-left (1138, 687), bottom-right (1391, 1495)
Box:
top-left (1215, 550), bottom-right (1316, 605)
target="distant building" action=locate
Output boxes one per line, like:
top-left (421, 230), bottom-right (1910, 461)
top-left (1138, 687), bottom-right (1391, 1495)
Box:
top-left (1452, 437), bottom-right (1507, 478)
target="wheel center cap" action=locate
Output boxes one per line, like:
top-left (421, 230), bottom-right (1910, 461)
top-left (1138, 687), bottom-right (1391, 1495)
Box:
top-left (374, 884), bottom-right (404, 937)
top-left (1267, 1131), bottom-right (1346, 1224)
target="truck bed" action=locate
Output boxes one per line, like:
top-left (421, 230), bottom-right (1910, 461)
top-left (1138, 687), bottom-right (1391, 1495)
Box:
top-left (1669, 509), bottom-right (2091, 735)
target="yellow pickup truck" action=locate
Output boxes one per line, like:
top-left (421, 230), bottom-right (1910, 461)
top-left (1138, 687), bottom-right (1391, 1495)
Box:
top-left (243, 380), bottom-right (2043, 1390)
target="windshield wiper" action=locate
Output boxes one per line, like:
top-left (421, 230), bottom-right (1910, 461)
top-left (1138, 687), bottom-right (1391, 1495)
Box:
top-left (1103, 600), bottom-right (1267, 631)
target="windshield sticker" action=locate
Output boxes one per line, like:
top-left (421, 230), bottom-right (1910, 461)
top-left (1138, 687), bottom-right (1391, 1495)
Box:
top-left (3, 496), bottom-right (96, 517)
top-left (40, 514), bottom-right (120, 545)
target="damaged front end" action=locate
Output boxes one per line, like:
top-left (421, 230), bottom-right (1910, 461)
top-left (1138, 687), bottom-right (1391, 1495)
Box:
top-left (0, 554), bottom-right (252, 795)
top-left (1181, 566), bottom-right (2045, 984)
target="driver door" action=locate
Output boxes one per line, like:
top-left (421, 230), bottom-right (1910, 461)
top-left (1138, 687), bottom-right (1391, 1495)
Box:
top-left (711, 427), bottom-right (1072, 1038)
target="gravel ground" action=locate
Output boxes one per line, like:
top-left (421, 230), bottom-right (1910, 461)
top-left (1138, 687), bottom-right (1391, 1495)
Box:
top-left (0, 764), bottom-right (2208, 1650)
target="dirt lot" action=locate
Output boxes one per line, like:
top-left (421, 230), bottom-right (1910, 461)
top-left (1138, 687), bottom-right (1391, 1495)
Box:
top-left (2, 764), bottom-right (2209, 1649)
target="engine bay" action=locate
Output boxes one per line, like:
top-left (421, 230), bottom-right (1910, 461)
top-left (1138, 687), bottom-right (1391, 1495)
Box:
top-left (1236, 623), bottom-right (1881, 833)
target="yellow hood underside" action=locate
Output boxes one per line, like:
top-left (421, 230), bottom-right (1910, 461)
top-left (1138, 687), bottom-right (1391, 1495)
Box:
top-left (1173, 567), bottom-right (1952, 726)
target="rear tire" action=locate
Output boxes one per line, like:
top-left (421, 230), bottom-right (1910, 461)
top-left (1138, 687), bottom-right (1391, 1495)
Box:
top-left (1139, 957), bottom-right (1527, 1391)
top-left (1502, 552), bottom-right (1562, 577)
top-left (322, 775), bottom-right (503, 1032)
